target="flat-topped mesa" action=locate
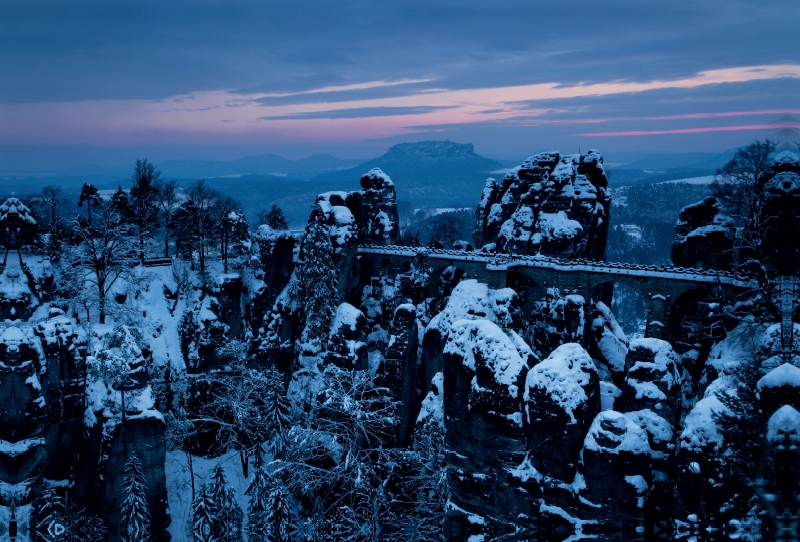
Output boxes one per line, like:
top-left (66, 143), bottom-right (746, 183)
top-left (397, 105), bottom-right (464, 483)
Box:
top-left (473, 150), bottom-right (611, 260)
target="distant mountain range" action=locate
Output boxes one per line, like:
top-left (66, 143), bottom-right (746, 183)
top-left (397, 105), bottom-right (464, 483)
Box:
top-left (0, 141), bottom-right (759, 226)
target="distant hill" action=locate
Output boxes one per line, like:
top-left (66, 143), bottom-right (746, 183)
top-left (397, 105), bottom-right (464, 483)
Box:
top-left (156, 153), bottom-right (363, 180)
top-left (605, 150), bottom-right (737, 187)
top-left (312, 141), bottom-right (504, 207)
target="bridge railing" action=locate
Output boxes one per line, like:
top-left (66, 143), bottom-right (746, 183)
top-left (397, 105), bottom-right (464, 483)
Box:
top-left (356, 244), bottom-right (756, 285)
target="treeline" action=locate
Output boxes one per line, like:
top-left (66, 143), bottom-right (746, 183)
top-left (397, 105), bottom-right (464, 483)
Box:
top-left (606, 183), bottom-right (712, 264)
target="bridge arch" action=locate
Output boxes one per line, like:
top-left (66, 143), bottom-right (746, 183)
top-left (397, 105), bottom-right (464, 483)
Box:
top-left (429, 264), bottom-right (469, 300)
top-left (591, 281), bottom-right (648, 339)
top-left (668, 288), bottom-right (719, 363)
top-left (506, 271), bottom-right (546, 317)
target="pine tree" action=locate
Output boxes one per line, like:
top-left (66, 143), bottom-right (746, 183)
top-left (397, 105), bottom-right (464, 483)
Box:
top-left (220, 209), bottom-right (249, 273)
top-left (130, 158), bottom-right (162, 264)
top-left (265, 475), bottom-right (293, 542)
top-left (712, 359), bottom-right (766, 526)
top-left (245, 464), bottom-right (270, 542)
top-left (262, 205), bottom-right (288, 230)
top-left (208, 464), bottom-right (243, 542)
top-left (191, 484), bottom-right (216, 542)
top-left (110, 186), bottom-right (135, 223)
top-left (264, 368), bottom-right (293, 456)
top-left (297, 205), bottom-right (339, 353)
top-left (119, 453), bottom-right (151, 542)
top-left (78, 183), bottom-right (102, 228)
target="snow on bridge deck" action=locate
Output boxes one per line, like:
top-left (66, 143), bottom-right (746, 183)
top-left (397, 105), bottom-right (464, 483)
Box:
top-left (357, 245), bottom-right (756, 288)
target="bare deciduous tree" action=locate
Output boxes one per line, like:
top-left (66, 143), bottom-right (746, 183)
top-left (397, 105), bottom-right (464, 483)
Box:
top-left (153, 178), bottom-right (180, 258)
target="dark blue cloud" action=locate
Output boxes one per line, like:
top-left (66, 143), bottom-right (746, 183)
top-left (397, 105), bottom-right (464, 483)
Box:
top-left (2, 0), bottom-right (799, 103)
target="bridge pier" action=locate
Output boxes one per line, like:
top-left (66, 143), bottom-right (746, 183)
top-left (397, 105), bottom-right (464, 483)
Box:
top-left (644, 294), bottom-right (671, 340)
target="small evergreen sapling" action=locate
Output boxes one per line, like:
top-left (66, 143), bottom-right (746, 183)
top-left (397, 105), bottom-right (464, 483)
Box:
top-left (192, 484), bottom-right (217, 542)
top-left (119, 453), bottom-right (151, 542)
top-left (265, 473), bottom-right (293, 542)
top-left (208, 464), bottom-right (244, 542)
top-left (245, 464), bottom-right (270, 542)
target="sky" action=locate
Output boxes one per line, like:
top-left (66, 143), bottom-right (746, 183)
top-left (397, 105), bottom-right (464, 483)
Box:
top-left (1, 0), bottom-right (799, 171)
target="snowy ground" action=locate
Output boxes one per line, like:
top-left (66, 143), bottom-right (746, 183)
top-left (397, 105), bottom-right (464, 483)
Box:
top-left (166, 450), bottom-right (252, 541)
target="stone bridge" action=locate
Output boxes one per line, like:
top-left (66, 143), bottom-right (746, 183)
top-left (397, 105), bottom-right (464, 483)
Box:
top-left (357, 245), bottom-right (757, 341)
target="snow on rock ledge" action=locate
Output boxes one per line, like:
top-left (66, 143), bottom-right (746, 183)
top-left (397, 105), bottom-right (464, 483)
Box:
top-left (525, 343), bottom-right (597, 424)
top-left (473, 150), bottom-right (610, 260)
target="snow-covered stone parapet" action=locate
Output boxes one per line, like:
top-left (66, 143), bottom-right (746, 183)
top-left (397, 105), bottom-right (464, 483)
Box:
top-left (670, 197), bottom-right (735, 271)
top-left (473, 150), bottom-right (610, 260)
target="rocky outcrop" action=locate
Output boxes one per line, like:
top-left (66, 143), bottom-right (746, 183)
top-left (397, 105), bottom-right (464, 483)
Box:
top-left (422, 280), bottom-right (518, 399)
top-left (581, 410), bottom-right (655, 540)
top-left (473, 150), bottom-right (611, 260)
top-left (524, 343), bottom-right (599, 482)
top-left (313, 168), bottom-right (400, 302)
top-left (762, 150), bottom-right (800, 275)
top-left (380, 303), bottom-right (419, 446)
top-left (325, 302), bottom-right (368, 370)
top-left (247, 225), bottom-right (295, 325)
top-left (617, 339), bottom-right (682, 426)
top-left (443, 318), bottom-right (533, 539)
top-left (670, 197), bottom-right (735, 270)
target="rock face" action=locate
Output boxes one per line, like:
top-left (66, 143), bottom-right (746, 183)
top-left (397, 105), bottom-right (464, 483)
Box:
top-left (525, 344), bottom-right (599, 481)
top-left (473, 150), bottom-right (611, 260)
top-left (247, 225), bottom-right (295, 323)
top-left (313, 168), bottom-right (400, 301)
top-left (442, 318), bottom-right (533, 539)
top-left (380, 303), bottom-right (419, 446)
top-left (670, 197), bottom-right (735, 270)
top-left (762, 150), bottom-right (800, 275)
top-left (617, 339), bottom-right (682, 426)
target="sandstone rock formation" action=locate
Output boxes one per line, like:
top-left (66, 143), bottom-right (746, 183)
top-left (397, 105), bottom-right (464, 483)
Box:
top-left (670, 197), bottom-right (736, 270)
top-left (473, 150), bottom-right (611, 260)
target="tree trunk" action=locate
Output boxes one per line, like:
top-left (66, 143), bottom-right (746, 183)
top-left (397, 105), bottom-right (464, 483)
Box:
top-left (97, 274), bottom-right (106, 324)
top-left (164, 226), bottom-right (170, 258)
top-left (240, 448), bottom-right (249, 478)
top-left (187, 451), bottom-right (196, 501)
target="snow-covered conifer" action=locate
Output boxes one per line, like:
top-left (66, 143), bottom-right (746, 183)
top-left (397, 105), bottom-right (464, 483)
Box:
top-left (191, 484), bottom-right (216, 542)
top-left (264, 474), bottom-right (293, 542)
top-left (264, 368), bottom-right (293, 456)
top-left (245, 464), bottom-right (270, 542)
top-left (297, 204), bottom-right (338, 353)
top-left (208, 464), bottom-right (243, 542)
top-left (119, 453), bottom-right (151, 542)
